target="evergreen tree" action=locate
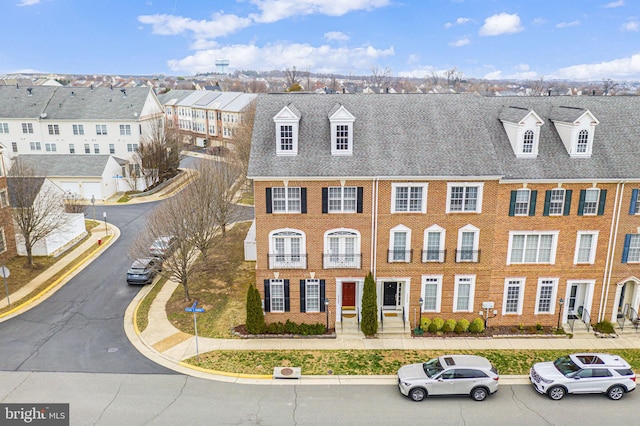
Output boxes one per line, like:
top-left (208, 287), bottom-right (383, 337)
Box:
top-left (245, 284), bottom-right (266, 334)
top-left (361, 272), bottom-right (378, 336)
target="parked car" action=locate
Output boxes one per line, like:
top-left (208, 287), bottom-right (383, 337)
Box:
top-left (126, 257), bottom-right (161, 285)
top-left (397, 355), bottom-right (499, 402)
top-left (149, 236), bottom-right (177, 258)
top-left (529, 353), bottom-right (636, 400)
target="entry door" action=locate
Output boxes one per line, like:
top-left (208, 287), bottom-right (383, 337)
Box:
top-left (567, 283), bottom-right (586, 319)
top-left (342, 282), bottom-right (356, 308)
top-left (383, 282), bottom-right (398, 307)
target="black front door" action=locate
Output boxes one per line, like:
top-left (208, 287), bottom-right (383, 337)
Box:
top-left (383, 282), bottom-right (397, 306)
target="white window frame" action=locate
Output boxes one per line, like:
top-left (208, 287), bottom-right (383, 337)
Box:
top-left (268, 229), bottom-right (306, 269)
top-left (269, 279), bottom-right (285, 312)
top-left (72, 124), bottom-right (84, 135)
top-left (453, 275), bottom-right (476, 312)
top-left (627, 234), bottom-right (640, 263)
top-left (271, 187), bottom-right (301, 213)
top-left (534, 278), bottom-right (558, 315)
top-left (456, 224), bottom-right (479, 262)
top-left (0, 123), bottom-right (8, 133)
top-left (522, 129), bottom-right (534, 154)
top-left (274, 106), bottom-right (299, 156)
top-left (127, 143), bottom-right (139, 152)
top-left (329, 105), bottom-right (355, 156)
top-left (69, 143), bottom-right (75, 154)
top-left (514, 188), bottom-right (531, 216)
top-left (304, 279), bottom-right (320, 312)
top-left (574, 231), bottom-right (598, 264)
top-left (582, 188), bottom-right (600, 216)
top-left (0, 228), bottom-right (6, 254)
top-left (421, 275), bottom-right (443, 313)
top-left (389, 224), bottom-right (411, 263)
top-left (446, 182), bottom-right (484, 213)
top-left (29, 141), bottom-right (41, 151)
top-left (423, 225), bottom-right (445, 262)
top-left (502, 278), bottom-right (525, 315)
top-left (0, 189), bottom-right (8, 208)
top-left (120, 124), bottom-right (132, 136)
top-left (328, 186), bottom-right (357, 213)
top-left (48, 124), bottom-right (59, 135)
top-left (44, 143), bottom-right (56, 152)
top-left (507, 231), bottom-right (559, 265)
top-left (391, 183), bottom-right (427, 213)
top-left (96, 124), bottom-right (107, 135)
top-left (324, 229), bottom-right (361, 268)
top-left (548, 189), bottom-right (565, 216)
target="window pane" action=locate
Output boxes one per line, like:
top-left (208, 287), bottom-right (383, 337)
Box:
top-left (456, 283), bottom-right (470, 310)
top-left (395, 187), bottom-right (408, 212)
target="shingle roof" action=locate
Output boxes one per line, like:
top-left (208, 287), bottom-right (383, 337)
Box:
top-left (14, 154), bottom-right (113, 177)
top-left (248, 93), bottom-right (640, 181)
top-left (6, 177), bottom-right (45, 207)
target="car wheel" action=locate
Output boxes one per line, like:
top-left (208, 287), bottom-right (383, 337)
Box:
top-left (548, 386), bottom-right (566, 400)
top-left (607, 385), bottom-right (625, 400)
top-left (471, 387), bottom-right (488, 401)
top-left (409, 388), bottom-right (427, 402)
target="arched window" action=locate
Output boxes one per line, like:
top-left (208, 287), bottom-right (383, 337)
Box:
top-left (324, 229), bottom-right (361, 268)
top-left (523, 129), bottom-right (534, 153)
top-left (269, 229), bottom-right (306, 268)
top-left (577, 129), bottom-right (589, 153)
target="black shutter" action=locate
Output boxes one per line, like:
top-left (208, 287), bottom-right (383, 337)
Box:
top-left (622, 234), bottom-right (632, 263)
top-left (263, 279), bottom-right (271, 312)
top-left (529, 190), bottom-right (537, 216)
top-left (630, 189), bottom-right (639, 214)
top-left (284, 279), bottom-right (290, 312)
top-left (265, 188), bottom-right (273, 214)
top-left (300, 188), bottom-right (307, 214)
top-left (357, 187), bottom-right (364, 213)
top-left (300, 280), bottom-right (306, 313)
top-left (563, 190), bottom-right (572, 216)
top-left (597, 190), bottom-right (607, 216)
top-left (320, 280), bottom-right (326, 312)
top-left (577, 190), bottom-right (586, 216)
top-left (543, 190), bottom-right (551, 216)
top-left (508, 191), bottom-right (517, 216)
top-left (322, 188), bottom-right (328, 213)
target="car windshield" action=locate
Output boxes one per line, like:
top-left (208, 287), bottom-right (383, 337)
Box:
top-left (128, 267), bottom-right (146, 274)
top-left (422, 358), bottom-right (444, 378)
top-left (553, 356), bottom-right (581, 376)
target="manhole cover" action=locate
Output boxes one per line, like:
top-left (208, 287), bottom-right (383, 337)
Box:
top-left (107, 347), bottom-right (119, 353)
top-left (280, 368), bottom-right (294, 376)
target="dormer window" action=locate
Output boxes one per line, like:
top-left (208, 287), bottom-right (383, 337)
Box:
top-left (273, 104), bottom-right (300, 156)
top-left (577, 129), bottom-right (589, 153)
top-left (329, 104), bottom-right (355, 156)
top-left (499, 107), bottom-right (543, 158)
top-left (549, 107), bottom-right (599, 158)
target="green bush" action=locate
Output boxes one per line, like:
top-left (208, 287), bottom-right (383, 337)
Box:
top-left (420, 317), bottom-right (432, 331)
top-left (442, 319), bottom-right (457, 333)
top-left (361, 272), bottom-right (378, 336)
top-left (536, 322), bottom-right (543, 331)
top-left (469, 318), bottom-right (485, 333)
top-left (454, 323), bottom-right (465, 334)
top-left (266, 322), bottom-right (285, 334)
top-left (284, 320), bottom-right (299, 334)
top-left (245, 284), bottom-right (266, 334)
top-left (427, 322), bottom-right (439, 333)
top-left (432, 317), bottom-right (445, 331)
top-left (594, 320), bottom-right (615, 334)
top-left (264, 321), bottom-right (325, 335)
top-left (457, 319), bottom-right (470, 332)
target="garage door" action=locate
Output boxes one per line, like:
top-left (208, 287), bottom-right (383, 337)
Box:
top-left (59, 181), bottom-right (81, 196)
top-left (82, 182), bottom-right (103, 201)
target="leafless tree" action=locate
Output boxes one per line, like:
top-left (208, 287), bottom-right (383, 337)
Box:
top-left (134, 119), bottom-right (181, 189)
top-left (285, 66), bottom-right (301, 90)
top-left (7, 159), bottom-right (71, 267)
top-left (369, 65), bottom-right (392, 92)
top-left (229, 100), bottom-right (256, 187)
top-left (63, 192), bottom-right (88, 214)
top-left (445, 67), bottom-right (464, 91)
top-left (602, 78), bottom-right (618, 96)
top-left (529, 76), bottom-right (546, 96)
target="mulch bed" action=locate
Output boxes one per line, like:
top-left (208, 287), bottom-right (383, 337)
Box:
top-left (412, 325), bottom-right (563, 338)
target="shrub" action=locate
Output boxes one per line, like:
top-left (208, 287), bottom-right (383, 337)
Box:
top-left (361, 272), bottom-right (378, 336)
top-left (245, 284), bottom-right (266, 334)
top-left (454, 323), bottom-right (465, 334)
top-left (266, 322), bottom-right (285, 334)
top-left (593, 320), bottom-right (615, 334)
top-left (469, 318), bottom-right (485, 333)
top-left (427, 322), bottom-right (439, 333)
top-left (284, 320), bottom-right (299, 334)
top-left (457, 319), bottom-right (470, 332)
top-left (442, 319), bottom-right (457, 333)
top-left (420, 317), bottom-right (432, 331)
top-left (432, 317), bottom-right (445, 331)
top-left (536, 323), bottom-right (543, 331)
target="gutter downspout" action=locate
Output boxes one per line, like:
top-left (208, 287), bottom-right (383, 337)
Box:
top-left (371, 178), bottom-right (379, 277)
top-left (599, 181), bottom-right (624, 322)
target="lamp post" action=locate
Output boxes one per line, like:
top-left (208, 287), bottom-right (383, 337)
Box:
top-left (557, 298), bottom-right (565, 330)
top-left (103, 211), bottom-right (108, 236)
top-left (418, 297), bottom-right (424, 329)
top-left (324, 298), bottom-right (330, 331)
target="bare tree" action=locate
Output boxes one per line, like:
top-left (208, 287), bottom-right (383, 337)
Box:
top-left (602, 78), bottom-right (618, 96)
top-left (529, 76), bottom-right (546, 96)
top-left (7, 160), bottom-right (71, 267)
top-left (134, 119), bottom-right (181, 189)
top-left (285, 66), bottom-right (301, 90)
top-left (63, 192), bottom-right (88, 214)
top-left (428, 71), bottom-right (440, 88)
top-left (230, 100), bottom-right (256, 186)
top-left (369, 65), bottom-right (392, 92)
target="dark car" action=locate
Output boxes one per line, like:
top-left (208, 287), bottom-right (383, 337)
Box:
top-left (126, 257), bottom-right (161, 285)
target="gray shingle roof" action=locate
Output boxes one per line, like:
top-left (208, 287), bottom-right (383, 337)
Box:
top-left (248, 93), bottom-right (640, 181)
top-left (14, 154), bottom-right (113, 177)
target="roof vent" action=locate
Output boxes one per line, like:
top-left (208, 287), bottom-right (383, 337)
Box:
top-left (121, 88), bottom-right (127, 97)
top-left (27, 88), bottom-right (32, 96)
top-left (71, 91), bottom-right (75, 97)
top-left (40, 112), bottom-right (47, 119)
top-left (16, 83), bottom-right (19, 90)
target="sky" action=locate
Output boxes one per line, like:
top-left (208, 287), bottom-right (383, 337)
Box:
top-left (4, 0), bottom-right (640, 81)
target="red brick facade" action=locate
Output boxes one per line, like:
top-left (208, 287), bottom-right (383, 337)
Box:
top-left (0, 156), bottom-right (17, 263)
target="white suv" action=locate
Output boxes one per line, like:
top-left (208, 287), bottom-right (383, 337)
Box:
top-left (530, 353), bottom-right (636, 400)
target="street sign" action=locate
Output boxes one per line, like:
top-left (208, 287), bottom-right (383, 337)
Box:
top-left (185, 307), bottom-right (205, 313)
top-left (184, 301), bottom-right (205, 360)
top-left (0, 266), bottom-right (9, 278)
top-left (1, 265), bottom-right (10, 307)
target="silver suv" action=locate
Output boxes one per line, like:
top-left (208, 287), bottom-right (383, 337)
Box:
top-left (530, 353), bottom-right (636, 400)
top-left (397, 355), bottom-right (499, 402)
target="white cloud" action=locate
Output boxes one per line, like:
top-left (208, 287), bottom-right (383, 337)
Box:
top-left (406, 54), bottom-right (419, 65)
top-left (483, 70), bottom-right (503, 80)
top-left (604, 0), bottom-right (625, 8)
top-left (556, 20), bottom-right (580, 29)
top-left (166, 42), bottom-right (395, 75)
top-left (515, 64), bottom-right (530, 71)
top-left (506, 71), bottom-right (539, 80)
top-left (479, 13), bottom-right (523, 36)
top-left (138, 13), bottom-right (253, 38)
top-left (532, 17), bottom-right (547, 26)
top-left (449, 38), bottom-right (470, 47)
top-left (324, 31), bottom-right (350, 42)
top-left (444, 17), bottom-right (472, 28)
top-left (555, 53), bottom-right (640, 80)
top-left (17, 0), bottom-right (40, 5)
top-left (622, 19), bottom-right (640, 31)
top-left (249, 0), bottom-right (391, 24)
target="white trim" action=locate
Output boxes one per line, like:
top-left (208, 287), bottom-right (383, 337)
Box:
top-left (329, 105), bottom-right (355, 156)
top-left (421, 275), bottom-right (443, 313)
top-left (456, 224), bottom-right (479, 262)
top-left (502, 277), bottom-right (525, 315)
top-left (574, 230), bottom-right (599, 265)
top-left (423, 224), bottom-right (446, 262)
top-left (389, 224), bottom-right (411, 263)
top-left (323, 228), bottom-right (361, 269)
top-left (507, 230), bottom-right (559, 265)
top-left (453, 274), bottom-right (476, 312)
top-left (391, 182), bottom-right (428, 213)
top-left (534, 277), bottom-right (559, 315)
top-left (446, 182), bottom-right (484, 213)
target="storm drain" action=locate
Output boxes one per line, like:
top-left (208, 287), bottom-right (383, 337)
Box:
top-left (273, 367), bottom-right (301, 379)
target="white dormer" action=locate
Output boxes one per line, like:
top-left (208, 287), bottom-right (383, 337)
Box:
top-left (499, 107), bottom-right (544, 158)
top-left (273, 104), bottom-right (301, 156)
top-left (328, 104), bottom-right (355, 156)
top-left (549, 107), bottom-right (599, 158)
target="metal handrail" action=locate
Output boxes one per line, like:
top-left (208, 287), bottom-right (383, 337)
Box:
top-left (567, 316), bottom-right (575, 333)
top-left (341, 310), bottom-right (343, 332)
top-left (402, 306), bottom-right (406, 332)
top-left (582, 308), bottom-right (591, 332)
top-left (617, 308), bottom-right (626, 331)
top-left (380, 307), bottom-right (384, 331)
top-left (629, 307), bottom-right (640, 332)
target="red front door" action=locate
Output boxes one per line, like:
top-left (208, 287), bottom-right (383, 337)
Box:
top-left (342, 282), bottom-right (356, 307)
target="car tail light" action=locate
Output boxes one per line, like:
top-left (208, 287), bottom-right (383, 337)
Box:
top-left (631, 375), bottom-right (636, 383)
top-left (493, 376), bottom-right (499, 381)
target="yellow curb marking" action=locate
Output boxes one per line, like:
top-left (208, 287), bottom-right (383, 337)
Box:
top-left (178, 362), bottom-right (273, 380)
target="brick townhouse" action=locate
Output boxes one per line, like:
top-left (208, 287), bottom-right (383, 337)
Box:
top-left (247, 93), bottom-right (640, 335)
top-left (0, 151), bottom-right (16, 262)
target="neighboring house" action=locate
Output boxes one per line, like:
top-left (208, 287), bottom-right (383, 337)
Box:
top-left (157, 90), bottom-right (257, 148)
top-left (8, 154), bottom-right (132, 201)
top-left (247, 93), bottom-right (640, 334)
top-left (0, 85), bottom-right (164, 162)
top-left (6, 177), bottom-right (85, 257)
top-left (0, 147), bottom-right (17, 261)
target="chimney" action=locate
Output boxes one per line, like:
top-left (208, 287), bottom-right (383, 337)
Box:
top-left (27, 88), bottom-right (32, 96)
top-left (548, 89), bottom-right (552, 96)
top-left (592, 90), bottom-right (596, 96)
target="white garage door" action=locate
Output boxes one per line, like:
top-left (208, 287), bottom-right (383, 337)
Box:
top-left (59, 181), bottom-right (81, 196)
top-left (82, 182), bottom-right (103, 201)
